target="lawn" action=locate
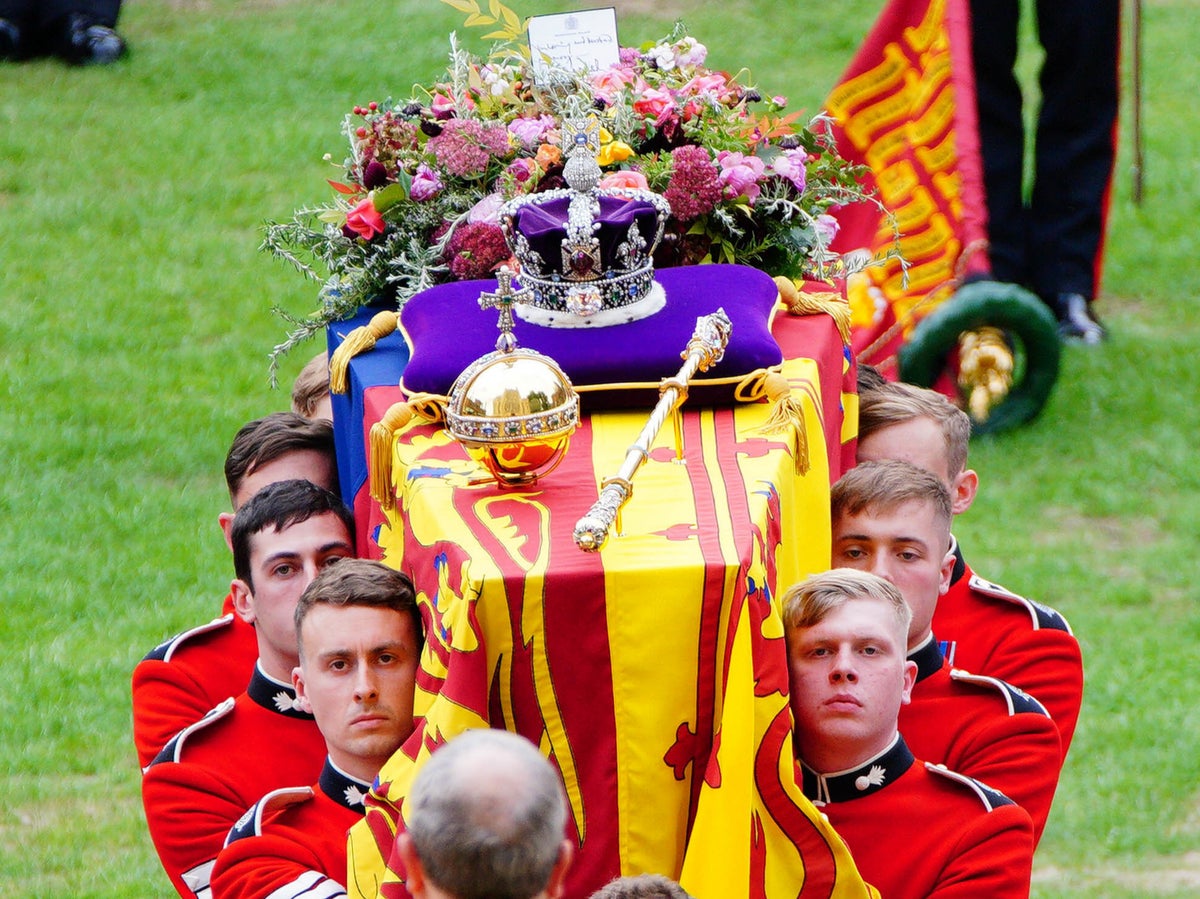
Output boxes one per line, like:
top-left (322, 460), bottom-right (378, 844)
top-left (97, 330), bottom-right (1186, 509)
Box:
top-left (0, 0), bottom-right (1196, 896)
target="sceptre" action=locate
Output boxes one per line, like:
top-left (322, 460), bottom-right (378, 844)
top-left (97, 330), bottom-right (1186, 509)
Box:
top-left (573, 309), bottom-right (732, 552)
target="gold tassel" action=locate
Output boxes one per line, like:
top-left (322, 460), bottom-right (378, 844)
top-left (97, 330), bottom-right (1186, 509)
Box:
top-left (773, 276), bottom-right (852, 345)
top-left (957, 328), bottom-right (1013, 423)
top-left (368, 393), bottom-right (447, 511)
top-left (740, 369), bottom-right (810, 476)
top-left (328, 311), bottom-right (400, 395)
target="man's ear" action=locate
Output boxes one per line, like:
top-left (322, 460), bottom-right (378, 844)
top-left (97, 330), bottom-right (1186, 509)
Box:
top-left (395, 833), bottom-right (426, 897)
top-left (218, 512), bottom-right (235, 552)
top-left (900, 659), bottom-right (919, 705)
top-left (230, 579), bottom-right (255, 624)
top-left (938, 548), bottom-right (955, 597)
top-left (950, 468), bottom-right (979, 516)
top-left (292, 665), bottom-right (312, 714)
top-left (545, 839), bottom-right (575, 899)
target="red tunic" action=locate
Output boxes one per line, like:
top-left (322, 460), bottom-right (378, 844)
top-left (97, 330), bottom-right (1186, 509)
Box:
top-left (899, 638), bottom-right (1061, 844)
top-left (801, 736), bottom-right (1034, 899)
top-left (132, 591), bottom-right (260, 769)
top-left (211, 758), bottom-right (368, 899)
top-left (142, 665), bottom-right (327, 898)
top-left (933, 541), bottom-right (1083, 759)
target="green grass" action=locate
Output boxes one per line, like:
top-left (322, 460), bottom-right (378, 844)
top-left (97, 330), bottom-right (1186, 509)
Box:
top-left (1, 0), bottom-right (1197, 895)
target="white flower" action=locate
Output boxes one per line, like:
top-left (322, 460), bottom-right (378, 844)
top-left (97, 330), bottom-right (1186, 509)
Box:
top-left (645, 43), bottom-right (677, 71)
top-left (674, 37), bottom-right (707, 67)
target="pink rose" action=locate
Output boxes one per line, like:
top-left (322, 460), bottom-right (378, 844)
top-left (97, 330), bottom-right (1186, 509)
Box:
top-left (599, 170), bottom-right (649, 190)
top-left (508, 115), bottom-right (553, 149)
top-left (633, 87), bottom-right (676, 123)
top-left (717, 151), bottom-right (766, 204)
top-left (344, 197), bottom-right (386, 239)
top-left (409, 164), bottom-right (442, 202)
top-left (770, 148), bottom-right (809, 193)
top-left (683, 72), bottom-right (730, 100)
top-left (814, 213), bottom-right (841, 245)
top-left (467, 193), bottom-right (505, 225)
top-left (590, 67), bottom-right (634, 103)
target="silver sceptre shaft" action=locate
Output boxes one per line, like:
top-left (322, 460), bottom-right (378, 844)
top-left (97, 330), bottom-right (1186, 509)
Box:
top-left (574, 309), bottom-right (732, 552)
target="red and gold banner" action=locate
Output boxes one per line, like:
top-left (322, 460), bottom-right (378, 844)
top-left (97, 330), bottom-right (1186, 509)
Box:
top-left (825, 0), bottom-right (989, 377)
top-left (342, 311), bottom-right (874, 898)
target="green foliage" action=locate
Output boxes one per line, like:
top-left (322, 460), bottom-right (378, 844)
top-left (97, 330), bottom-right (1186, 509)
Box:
top-left (0, 0), bottom-right (1197, 895)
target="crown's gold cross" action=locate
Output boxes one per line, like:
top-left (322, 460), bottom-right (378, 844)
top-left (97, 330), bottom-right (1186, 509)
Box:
top-left (564, 116), bottom-right (601, 158)
top-left (479, 265), bottom-right (532, 352)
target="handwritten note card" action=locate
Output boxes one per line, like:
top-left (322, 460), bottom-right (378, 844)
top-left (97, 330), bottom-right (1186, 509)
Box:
top-left (527, 8), bottom-right (620, 84)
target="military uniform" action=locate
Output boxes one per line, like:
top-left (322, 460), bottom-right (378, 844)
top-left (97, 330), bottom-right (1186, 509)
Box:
top-left (142, 664), bottom-right (327, 898)
top-left (132, 592), bottom-right (260, 769)
top-left (211, 758), bottom-right (368, 899)
top-left (933, 540), bottom-right (1083, 759)
top-left (899, 637), bottom-right (1061, 843)
top-left (801, 735), bottom-right (1034, 899)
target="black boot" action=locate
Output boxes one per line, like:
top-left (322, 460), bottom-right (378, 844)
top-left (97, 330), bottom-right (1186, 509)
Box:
top-left (1053, 293), bottom-right (1106, 345)
top-left (55, 12), bottom-right (126, 65)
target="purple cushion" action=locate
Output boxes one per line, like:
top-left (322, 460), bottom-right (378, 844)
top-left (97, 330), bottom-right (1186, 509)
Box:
top-left (399, 264), bottom-right (783, 409)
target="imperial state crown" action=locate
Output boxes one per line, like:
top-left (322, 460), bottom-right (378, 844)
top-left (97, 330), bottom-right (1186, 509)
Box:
top-left (500, 117), bottom-right (671, 328)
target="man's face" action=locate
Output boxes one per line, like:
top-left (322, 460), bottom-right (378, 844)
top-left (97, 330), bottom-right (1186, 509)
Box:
top-left (831, 499), bottom-right (952, 649)
top-left (786, 597), bottom-right (916, 770)
top-left (231, 512), bottom-right (354, 679)
top-left (295, 603), bottom-right (420, 781)
top-left (220, 450), bottom-right (337, 548)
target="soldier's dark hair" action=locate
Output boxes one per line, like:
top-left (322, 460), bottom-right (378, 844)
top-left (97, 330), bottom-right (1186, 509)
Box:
top-left (223, 412), bottom-right (336, 503)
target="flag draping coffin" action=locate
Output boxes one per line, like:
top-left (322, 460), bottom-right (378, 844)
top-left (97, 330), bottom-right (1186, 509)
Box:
top-left (826, 0), bottom-right (989, 377)
top-left (346, 356), bottom-right (874, 898)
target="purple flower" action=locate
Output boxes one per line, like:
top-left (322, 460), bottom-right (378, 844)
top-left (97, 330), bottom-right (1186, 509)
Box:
top-left (508, 115), bottom-right (554, 150)
top-left (770, 148), bottom-right (808, 193)
top-left (717, 150), bottom-right (766, 204)
top-left (409, 164), bottom-right (443, 201)
top-left (362, 160), bottom-right (389, 190)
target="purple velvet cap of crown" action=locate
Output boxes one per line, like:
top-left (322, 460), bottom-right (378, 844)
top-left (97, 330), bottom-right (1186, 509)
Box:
top-left (399, 264), bottom-right (784, 409)
top-left (512, 195), bottom-right (664, 274)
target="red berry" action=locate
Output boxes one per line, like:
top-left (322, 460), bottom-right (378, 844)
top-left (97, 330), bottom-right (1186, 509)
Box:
top-left (356, 127), bottom-right (368, 138)
top-left (368, 101), bottom-right (378, 111)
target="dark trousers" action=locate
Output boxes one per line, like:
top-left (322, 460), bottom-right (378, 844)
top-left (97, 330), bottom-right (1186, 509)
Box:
top-left (0, 0), bottom-right (122, 30)
top-left (970, 0), bottom-right (1120, 300)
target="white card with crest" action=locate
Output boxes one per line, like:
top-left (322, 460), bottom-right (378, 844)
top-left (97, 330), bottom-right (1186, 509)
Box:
top-left (527, 8), bottom-right (620, 84)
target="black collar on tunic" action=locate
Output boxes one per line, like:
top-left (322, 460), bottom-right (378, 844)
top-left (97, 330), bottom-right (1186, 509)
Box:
top-left (949, 533), bottom-right (967, 586)
top-left (801, 734), bottom-right (915, 803)
top-left (246, 662), bottom-right (315, 720)
top-left (907, 633), bottom-right (944, 684)
top-left (319, 758), bottom-right (372, 813)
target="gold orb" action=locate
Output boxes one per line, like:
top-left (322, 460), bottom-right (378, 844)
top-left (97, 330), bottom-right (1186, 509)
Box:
top-left (445, 348), bottom-right (579, 486)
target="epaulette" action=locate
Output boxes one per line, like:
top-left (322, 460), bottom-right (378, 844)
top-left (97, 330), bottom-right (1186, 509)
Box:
top-left (967, 575), bottom-right (1073, 635)
top-left (224, 786), bottom-right (314, 847)
top-left (146, 697), bottom-right (236, 770)
top-left (925, 763), bottom-right (1016, 812)
top-left (142, 614), bottom-right (235, 663)
top-left (949, 669), bottom-right (1050, 718)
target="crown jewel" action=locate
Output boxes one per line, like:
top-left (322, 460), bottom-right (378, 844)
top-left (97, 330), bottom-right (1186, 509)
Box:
top-left (500, 117), bottom-right (671, 327)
